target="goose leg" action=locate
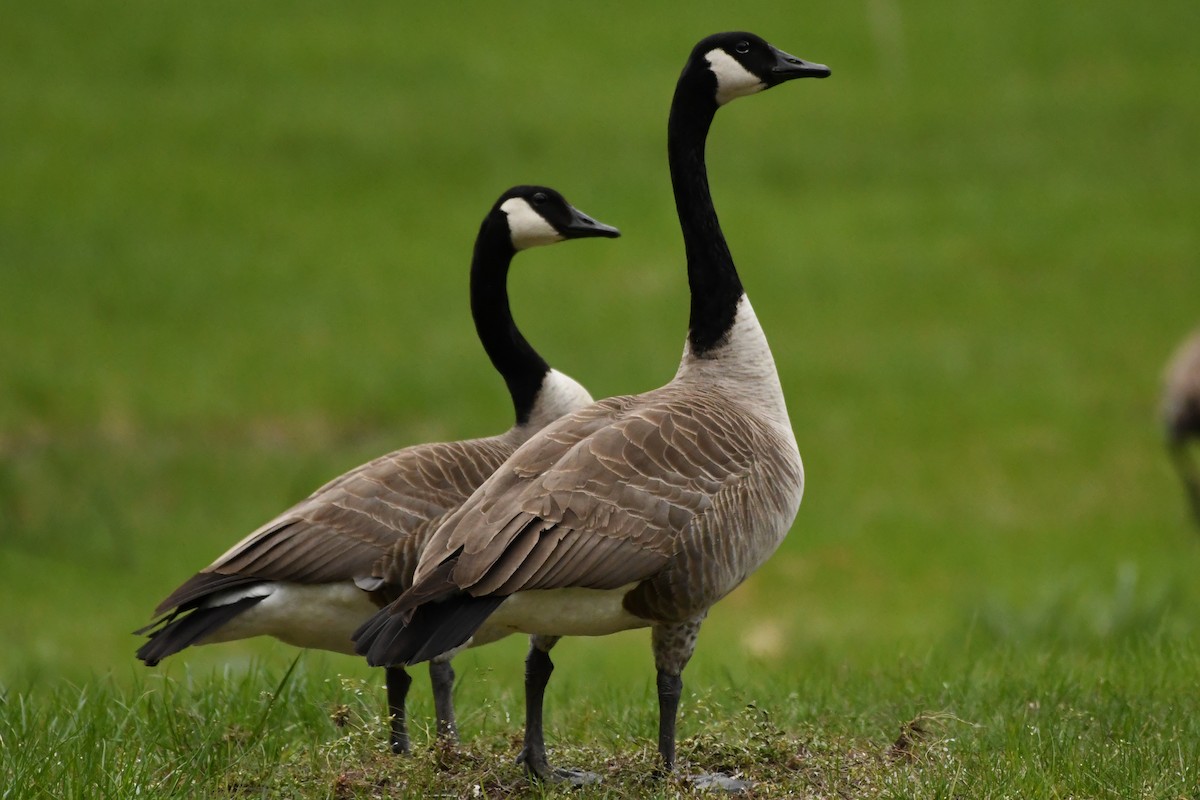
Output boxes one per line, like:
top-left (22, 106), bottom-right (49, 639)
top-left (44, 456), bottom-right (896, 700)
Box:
top-left (516, 635), bottom-right (600, 785)
top-left (653, 617), bottom-right (748, 792)
top-left (656, 668), bottom-right (683, 769)
top-left (429, 658), bottom-right (459, 743)
top-left (385, 666), bottom-right (413, 754)
top-left (1170, 440), bottom-right (1200, 528)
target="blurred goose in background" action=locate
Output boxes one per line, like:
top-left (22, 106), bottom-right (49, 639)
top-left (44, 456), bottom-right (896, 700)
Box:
top-left (136, 185), bottom-right (620, 754)
top-left (1163, 327), bottom-right (1200, 527)
top-left (354, 32), bottom-right (829, 788)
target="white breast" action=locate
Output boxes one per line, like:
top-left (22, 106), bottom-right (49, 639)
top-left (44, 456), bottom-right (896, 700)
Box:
top-left (523, 368), bottom-right (595, 430)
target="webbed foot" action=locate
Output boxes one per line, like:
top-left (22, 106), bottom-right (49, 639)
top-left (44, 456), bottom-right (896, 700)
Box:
top-left (685, 771), bottom-right (750, 793)
top-left (516, 749), bottom-right (602, 786)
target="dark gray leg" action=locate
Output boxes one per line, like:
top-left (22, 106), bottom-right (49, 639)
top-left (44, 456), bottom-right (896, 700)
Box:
top-left (515, 640), bottom-right (554, 776)
top-left (652, 617), bottom-right (747, 792)
top-left (429, 658), bottom-right (458, 743)
top-left (385, 666), bottom-right (413, 755)
top-left (656, 669), bottom-right (683, 771)
top-left (515, 635), bottom-right (600, 785)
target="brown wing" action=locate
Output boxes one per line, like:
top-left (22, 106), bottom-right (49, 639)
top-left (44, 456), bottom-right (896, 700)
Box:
top-left (154, 435), bottom-right (516, 614)
top-left (411, 386), bottom-right (799, 617)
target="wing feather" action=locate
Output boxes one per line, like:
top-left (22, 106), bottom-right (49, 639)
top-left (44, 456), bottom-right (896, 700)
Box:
top-left (407, 386), bottom-right (795, 614)
top-left (152, 435), bottom-right (516, 615)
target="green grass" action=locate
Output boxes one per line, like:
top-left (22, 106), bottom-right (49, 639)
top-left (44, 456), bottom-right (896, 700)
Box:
top-left (3, 0), bottom-right (1200, 797)
top-left (6, 634), bottom-right (1200, 798)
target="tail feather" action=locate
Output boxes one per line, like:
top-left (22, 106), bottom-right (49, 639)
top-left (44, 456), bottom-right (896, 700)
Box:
top-left (353, 594), bottom-right (505, 667)
top-left (135, 595), bottom-right (266, 666)
top-left (153, 573), bottom-right (263, 617)
top-left (350, 604), bottom-right (393, 647)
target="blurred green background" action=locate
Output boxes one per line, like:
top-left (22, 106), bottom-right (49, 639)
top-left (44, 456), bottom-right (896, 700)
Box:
top-left (1, 0), bottom-right (1198, 695)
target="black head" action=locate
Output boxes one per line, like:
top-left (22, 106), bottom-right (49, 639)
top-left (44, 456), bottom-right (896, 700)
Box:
top-left (494, 185), bottom-right (621, 251)
top-left (688, 31), bottom-right (831, 106)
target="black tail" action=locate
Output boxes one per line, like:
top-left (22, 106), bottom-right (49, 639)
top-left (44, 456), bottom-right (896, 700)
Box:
top-left (135, 595), bottom-right (266, 666)
top-left (353, 594), bottom-right (505, 667)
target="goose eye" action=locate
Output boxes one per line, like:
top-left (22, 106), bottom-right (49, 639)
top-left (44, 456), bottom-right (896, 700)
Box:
top-left (532, 192), bottom-right (548, 204)
top-left (734, 41), bottom-right (750, 54)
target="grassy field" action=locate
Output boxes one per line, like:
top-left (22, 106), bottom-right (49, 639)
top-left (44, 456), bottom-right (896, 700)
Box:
top-left (3, 0), bottom-right (1199, 797)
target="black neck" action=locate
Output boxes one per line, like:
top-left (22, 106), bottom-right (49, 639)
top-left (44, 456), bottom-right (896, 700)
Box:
top-left (668, 67), bottom-right (745, 356)
top-left (469, 218), bottom-right (549, 426)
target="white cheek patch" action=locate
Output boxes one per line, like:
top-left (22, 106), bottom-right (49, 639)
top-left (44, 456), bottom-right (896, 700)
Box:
top-left (500, 197), bottom-right (564, 250)
top-left (705, 48), bottom-right (765, 105)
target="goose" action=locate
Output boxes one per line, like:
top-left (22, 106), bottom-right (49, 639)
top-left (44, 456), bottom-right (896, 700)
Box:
top-left (135, 185), bottom-right (620, 755)
top-left (1163, 327), bottom-right (1200, 527)
top-left (353, 32), bottom-right (829, 788)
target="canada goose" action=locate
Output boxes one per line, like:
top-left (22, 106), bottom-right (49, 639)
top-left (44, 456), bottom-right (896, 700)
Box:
top-left (135, 185), bottom-right (620, 755)
top-left (1163, 327), bottom-right (1200, 527)
top-left (354, 32), bottom-right (829, 787)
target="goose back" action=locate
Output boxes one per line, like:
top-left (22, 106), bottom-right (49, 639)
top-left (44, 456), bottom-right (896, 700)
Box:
top-left (157, 431), bottom-right (523, 614)
top-left (405, 359), bottom-right (803, 627)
